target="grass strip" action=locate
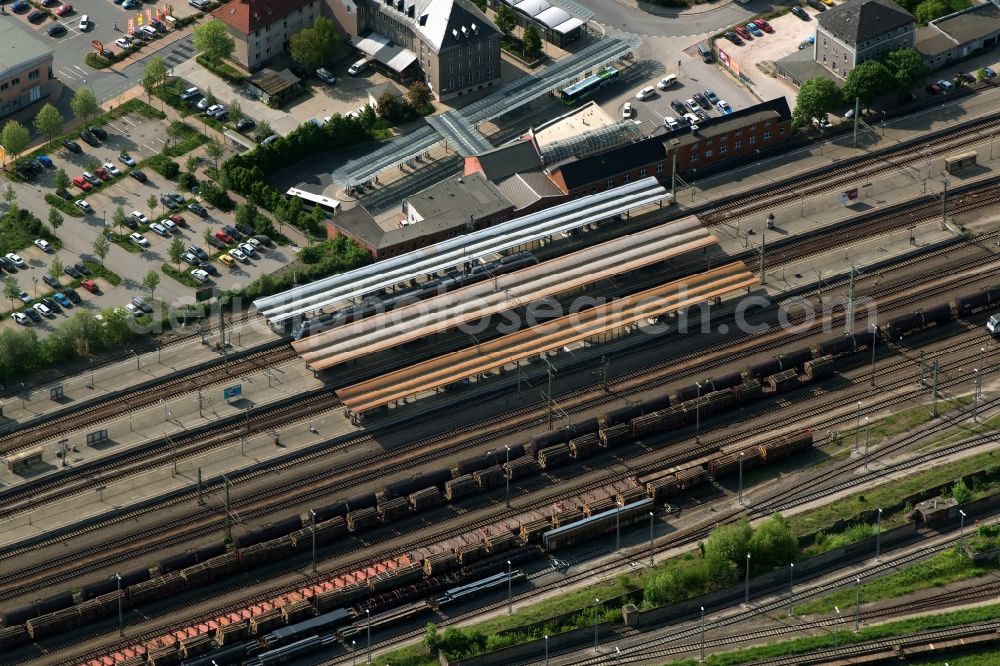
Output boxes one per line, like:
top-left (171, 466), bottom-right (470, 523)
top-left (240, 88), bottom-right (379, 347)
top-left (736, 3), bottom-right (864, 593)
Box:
top-left (44, 194), bottom-right (85, 218)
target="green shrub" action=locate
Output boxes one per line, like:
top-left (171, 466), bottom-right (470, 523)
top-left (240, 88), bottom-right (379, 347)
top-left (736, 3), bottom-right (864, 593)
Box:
top-left (84, 53), bottom-right (113, 69)
top-left (44, 194), bottom-right (85, 218)
top-left (195, 54), bottom-right (247, 84)
top-left (146, 154), bottom-right (180, 178)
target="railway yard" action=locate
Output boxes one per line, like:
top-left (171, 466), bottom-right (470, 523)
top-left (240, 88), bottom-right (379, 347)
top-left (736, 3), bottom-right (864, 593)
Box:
top-left (6, 79), bottom-right (1000, 666)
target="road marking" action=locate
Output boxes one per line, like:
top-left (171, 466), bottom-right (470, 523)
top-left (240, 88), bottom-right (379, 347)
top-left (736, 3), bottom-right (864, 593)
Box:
top-left (59, 69), bottom-right (81, 80)
top-left (120, 117), bottom-right (137, 127)
top-left (108, 122), bottom-right (126, 133)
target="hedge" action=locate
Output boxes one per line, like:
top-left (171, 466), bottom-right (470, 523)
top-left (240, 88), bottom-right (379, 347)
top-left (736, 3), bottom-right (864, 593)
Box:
top-left (44, 194), bottom-right (85, 218)
top-left (196, 54), bottom-right (247, 84)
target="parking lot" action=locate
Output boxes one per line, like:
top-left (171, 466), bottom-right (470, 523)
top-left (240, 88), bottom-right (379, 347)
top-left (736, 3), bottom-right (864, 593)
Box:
top-left (2, 108), bottom-right (296, 337)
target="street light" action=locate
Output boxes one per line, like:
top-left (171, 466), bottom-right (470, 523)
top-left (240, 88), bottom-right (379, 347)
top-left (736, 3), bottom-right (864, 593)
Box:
top-left (834, 606), bottom-right (842, 654)
top-left (744, 553), bottom-right (751, 605)
top-left (593, 597), bottom-right (601, 652)
top-left (959, 509), bottom-right (967, 547)
top-left (699, 606), bottom-right (705, 662)
top-left (544, 635), bottom-right (549, 665)
top-left (863, 417), bottom-right (871, 471)
top-left (738, 451), bottom-right (745, 505)
top-left (507, 560), bottom-right (513, 616)
top-left (115, 572), bottom-right (123, 635)
top-left (876, 508), bottom-right (883, 561)
top-left (870, 324), bottom-right (878, 386)
top-left (648, 511), bottom-right (655, 566)
top-left (366, 608), bottom-right (371, 664)
top-left (131, 348), bottom-right (140, 370)
top-left (854, 576), bottom-right (861, 632)
top-left (973, 369), bottom-right (980, 422)
top-left (854, 401), bottom-right (861, 453)
top-left (351, 640), bottom-right (356, 666)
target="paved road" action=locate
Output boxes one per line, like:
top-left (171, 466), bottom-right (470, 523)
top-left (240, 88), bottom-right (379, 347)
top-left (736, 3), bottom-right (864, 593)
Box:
top-left (575, 0), bottom-right (764, 38)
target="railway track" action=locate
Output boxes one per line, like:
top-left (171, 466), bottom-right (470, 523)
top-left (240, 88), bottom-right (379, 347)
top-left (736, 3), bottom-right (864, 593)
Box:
top-left (1, 247), bottom-right (994, 602)
top-left (0, 341), bottom-right (296, 457)
top-left (703, 110), bottom-right (1000, 222)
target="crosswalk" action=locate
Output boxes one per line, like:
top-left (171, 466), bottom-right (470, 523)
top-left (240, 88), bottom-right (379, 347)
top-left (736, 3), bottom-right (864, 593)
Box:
top-left (161, 39), bottom-right (195, 70)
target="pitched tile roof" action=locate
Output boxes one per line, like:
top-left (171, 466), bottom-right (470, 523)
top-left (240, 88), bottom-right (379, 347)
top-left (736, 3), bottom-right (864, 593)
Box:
top-left (817, 0), bottom-right (914, 45)
top-left (473, 140), bottom-right (543, 182)
top-left (212, 0), bottom-right (315, 36)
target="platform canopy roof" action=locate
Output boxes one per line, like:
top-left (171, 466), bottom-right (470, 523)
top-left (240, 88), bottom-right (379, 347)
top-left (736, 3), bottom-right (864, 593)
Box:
top-left (254, 178), bottom-right (669, 324)
top-left (336, 262), bottom-right (758, 413)
top-left (295, 216), bottom-right (716, 369)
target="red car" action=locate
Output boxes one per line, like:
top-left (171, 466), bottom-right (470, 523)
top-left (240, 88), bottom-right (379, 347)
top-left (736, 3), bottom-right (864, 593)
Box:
top-left (168, 214), bottom-right (187, 227)
top-left (735, 25), bottom-right (752, 40)
top-left (81, 279), bottom-right (99, 294)
top-left (215, 229), bottom-right (233, 243)
top-left (55, 3), bottom-right (73, 14)
top-left (753, 18), bottom-right (774, 33)
top-left (72, 175), bottom-right (92, 190)
top-left (94, 167), bottom-right (110, 180)
top-left (926, 82), bottom-right (944, 94)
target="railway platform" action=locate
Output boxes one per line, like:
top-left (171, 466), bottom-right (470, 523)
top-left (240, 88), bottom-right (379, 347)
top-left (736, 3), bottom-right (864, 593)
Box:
top-left (0, 359), bottom-right (356, 553)
top-left (0, 318), bottom-right (280, 430)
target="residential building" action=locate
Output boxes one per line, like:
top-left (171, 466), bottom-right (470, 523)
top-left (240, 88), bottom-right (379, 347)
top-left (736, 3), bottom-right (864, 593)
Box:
top-left (212, 0), bottom-right (320, 71)
top-left (326, 0), bottom-right (502, 100)
top-left (0, 21), bottom-right (53, 120)
top-left (814, 0), bottom-right (915, 77)
top-left (327, 171), bottom-right (515, 258)
top-left (544, 98), bottom-right (793, 196)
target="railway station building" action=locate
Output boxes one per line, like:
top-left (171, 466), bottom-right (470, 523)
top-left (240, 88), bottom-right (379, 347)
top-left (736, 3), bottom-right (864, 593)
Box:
top-left (914, 2), bottom-right (1000, 69)
top-left (812, 0), bottom-right (916, 78)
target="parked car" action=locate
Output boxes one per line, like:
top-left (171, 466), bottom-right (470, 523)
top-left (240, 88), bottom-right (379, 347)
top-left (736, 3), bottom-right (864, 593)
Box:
top-left (692, 92), bottom-right (710, 110)
top-left (236, 118), bottom-right (256, 132)
top-left (130, 169), bottom-right (148, 183)
top-left (222, 224), bottom-right (243, 241)
top-left (753, 18), bottom-right (774, 32)
top-left (33, 302), bottom-right (53, 318)
top-left (735, 25), bottom-right (752, 40)
top-left (102, 162), bottom-right (121, 177)
top-left (188, 0), bottom-right (209, 8)
top-left (938, 79), bottom-right (953, 91)
top-left (115, 37), bottom-right (134, 49)
top-left (670, 99), bottom-right (687, 114)
top-left (27, 10), bottom-right (46, 23)
top-left (25, 307), bottom-right (41, 323)
top-left (47, 24), bottom-right (67, 37)
top-left (12, 312), bottom-right (29, 326)
top-left (316, 68), bottom-right (337, 84)
top-left (635, 86), bottom-right (656, 101)
top-left (10, 0), bottom-right (29, 11)
top-left (55, 3), bottom-right (73, 15)
top-left (206, 104), bottom-right (226, 118)
top-left (41, 296), bottom-right (60, 312)
top-left (131, 296), bottom-right (153, 313)
top-left (182, 252), bottom-right (200, 266)
top-left (215, 229), bottom-right (233, 244)
top-left (657, 74), bottom-right (677, 90)
top-left (180, 86), bottom-right (201, 100)
top-left (65, 287), bottom-right (81, 303)
top-left (74, 261), bottom-right (90, 276)
top-left (198, 262), bottom-right (219, 276)
top-left (81, 279), bottom-right (99, 294)
top-left (5, 253), bottom-right (26, 269)
top-left (218, 254), bottom-right (235, 268)
top-left (704, 89), bottom-right (719, 105)
top-left (188, 203), bottom-right (208, 217)
top-left (77, 13), bottom-right (91, 30)
top-left (125, 303), bottom-right (141, 316)
top-left (716, 100), bottom-right (734, 114)
top-left (622, 102), bottom-right (633, 119)
top-left (18, 290), bottom-right (32, 304)
top-left (118, 153), bottom-right (136, 166)
top-left (129, 232), bottom-right (150, 247)
top-left (53, 292), bottom-right (73, 308)
top-left (80, 130), bottom-right (100, 147)
top-left (190, 269), bottom-right (211, 283)
top-left (806, 0), bottom-right (826, 10)
top-left (746, 22), bottom-right (762, 37)
top-left (75, 200), bottom-right (93, 214)
top-left (348, 58), bottom-right (370, 76)
top-left (15, 164), bottom-right (36, 180)
top-left (229, 248), bottom-right (248, 263)
top-left (149, 222), bottom-right (169, 237)
top-left (255, 234), bottom-right (273, 246)
top-left (94, 167), bottom-right (111, 181)
top-left (238, 242), bottom-right (257, 257)
top-left (82, 171), bottom-right (101, 186)
top-left (188, 244), bottom-right (209, 260)
top-left (34, 239), bottom-right (52, 252)
top-left (791, 6), bottom-right (809, 19)
top-left (161, 218), bottom-right (178, 233)
top-left (42, 274), bottom-right (59, 288)
top-left (64, 265), bottom-right (83, 279)
top-left (926, 82), bottom-right (944, 94)
top-left (168, 214), bottom-right (187, 227)
top-left (160, 194), bottom-right (181, 208)
top-left (131, 211), bottom-right (149, 225)
top-left (685, 98), bottom-right (702, 113)
top-left (63, 140), bottom-right (82, 154)
top-left (56, 188), bottom-right (73, 200)
top-left (36, 155), bottom-right (53, 169)
top-left (663, 116), bottom-right (680, 130)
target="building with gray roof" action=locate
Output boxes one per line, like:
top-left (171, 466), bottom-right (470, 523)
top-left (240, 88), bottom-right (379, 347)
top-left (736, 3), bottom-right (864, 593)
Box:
top-left (0, 21), bottom-right (53, 120)
top-left (916, 2), bottom-right (1000, 68)
top-left (813, 0), bottom-right (915, 78)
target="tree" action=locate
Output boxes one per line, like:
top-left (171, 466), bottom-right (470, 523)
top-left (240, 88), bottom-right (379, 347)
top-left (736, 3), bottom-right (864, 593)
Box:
top-left (792, 77), bottom-right (842, 127)
top-left (86, 157), bottom-right (100, 174)
top-left (256, 120), bottom-right (273, 140)
top-left (289, 16), bottom-right (339, 70)
top-left (235, 200), bottom-right (259, 230)
top-left (112, 206), bottom-right (127, 235)
top-left (205, 140), bottom-right (224, 169)
top-left (843, 60), bottom-right (892, 110)
top-left (92, 234), bottom-right (110, 266)
top-left (204, 88), bottom-right (216, 108)
top-left (70, 87), bottom-right (101, 123)
top-left (978, 67), bottom-right (990, 82)
top-left (187, 155), bottom-right (200, 173)
top-left (48, 256), bottom-right (64, 281)
top-left (228, 98), bottom-right (242, 122)
top-left (192, 19), bottom-right (235, 64)
top-left (3, 183), bottom-right (16, 206)
top-left (34, 103), bottom-right (64, 142)
top-left (375, 92), bottom-right (405, 122)
top-left (4, 276), bottom-right (20, 310)
top-left (406, 81), bottom-right (432, 111)
top-left (203, 227), bottom-right (214, 248)
top-left (168, 237), bottom-right (185, 270)
top-left (748, 513), bottom-right (798, 571)
top-left (48, 208), bottom-right (64, 235)
top-left (54, 168), bottom-right (70, 191)
top-left (469, 0), bottom-right (487, 10)
top-left (884, 48), bottom-right (931, 93)
top-left (148, 194), bottom-right (160, 219)
top-left (951, 479), bottom-right (972, 504)
top-left (522, 24), bottom-right (542, 59)
top-left (703, 516), bottom-right (752, 584)
top-left (142, 56), bottom-right (169, 105)
top-left (915, 0), bottom-right (950, 24)
top-left (0, 120), bottom-right (30, 165)
top-left (495, 5), bottom-right (516, 34)
top-left (143, 270), bottom-right (160, 299)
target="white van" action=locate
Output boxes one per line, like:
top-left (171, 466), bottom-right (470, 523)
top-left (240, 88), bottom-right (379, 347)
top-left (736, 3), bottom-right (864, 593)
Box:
top-left (78, 14), bottom-right (92, 31)
top-left (987, 312), bottom-right (1000, 335)
top-left (348, 58), bottom-right (369, 76)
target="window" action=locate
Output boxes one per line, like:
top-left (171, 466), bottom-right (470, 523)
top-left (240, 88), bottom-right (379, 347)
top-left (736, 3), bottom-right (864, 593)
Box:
top-left (720, 133), bottom-right (728, 140)
top-left (591, 186), bottom-right (597, 193)
top-left (749, 124), bottom-right (756, 131)
top-left (0, 83), bottom-right (7, 91)
top-left (640, 168), bottom-right (647, 176)
top-left (11, 77), bottom-right (19, 86)
top-left (623, 174), bottom-right (630, 183)
top-left (779, 126), bottom-right (786, 134)
top-left (749, 136), bottom-right (757, 144)
top-left (448, 77), bottom-right (454, 88)
top-left (607, 178), bottom-right (615, 187)
top-left (719, 145), bottom-right (727, 154)
top-left (844, 53), bottom-right (847, 61)
top-left (28, 70), bottom-right (39, 80)
top-left (690, 152), bottom-right (698, 162)
top-left (735, 140), bottom-right (742, 149)
top-left (704, 150), bottom-right (713, 158)
top-left (735, 129), bottom-right (742, 136)
top-left (656, 162), bottom-right (664, 172)
top-left (763, 131), bottom-right (771, 139)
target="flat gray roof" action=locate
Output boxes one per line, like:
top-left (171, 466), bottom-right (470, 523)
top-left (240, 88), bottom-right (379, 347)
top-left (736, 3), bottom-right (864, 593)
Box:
top-left (407, 171), bottom-right (511, 221)
top-left (0, 22), bottom-right (53, 77)
top-left (915, 27), bottom-right (957, 57)
top-left (933, 2), bottom-right (1000, 44)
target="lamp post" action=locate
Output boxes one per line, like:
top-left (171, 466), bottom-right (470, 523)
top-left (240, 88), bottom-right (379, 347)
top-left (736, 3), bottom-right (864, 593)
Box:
top-left (310, 509), bottom-right (317, 573)
top-left (648, 511), bottom-right (654, 566)
top-left (504, 444), bottom-right (511, 508)
top-left (959, 509), bottom-right (967, 547)
top-left (834, 606), bottom-right (841, 654)
top-left (738, 451), bottom-right (744, 505)
top-left (744, 553), bottom-right (751, 605)
top-left (544, 635), bottom-right (549, 665)
top-left (615, 498), bottom-right (621, 552)
top-left (131, 348), bottom-right (140, 370)
top-left (507, 560), bottom-right (513, 616)
top-left (788, 562), bottom-right (795, 616)
top-left (876, 508), bottom-right (883, 562)
top-left (593, 597), bottom-right (600, 652)
top-left (352, 639), bottom-right (356, 666)
top-left (863, 417), bottom-right (870, 471)
top-left (115, 572), bottom-right (123, 635)
top-left (695, 382), bottom-right (702, 443)
top-left (854, 576), bottom-right (861, 632)
top-left (870, 324), bottom-right (878, 386)
top-left (699, 606), bottom-right (705, 662)
top-left (755, 148), bottom-right (760, 175)
top-left (366, 608), bottom-right (371, 664)
top-left (973, 369), bottom-right (980, 422)
top-left (854, 401), bottom-right (861, 453)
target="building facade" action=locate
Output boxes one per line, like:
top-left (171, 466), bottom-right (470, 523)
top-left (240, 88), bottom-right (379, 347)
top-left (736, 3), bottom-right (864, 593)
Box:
top-left (915, 2), bottom-right (1000, 69)
top-left (326, 0), bottom-right (502, 100)
top-left (212, 0), bottom-right (320, 71)
top-left (0, 22), bottom-right (53, 120)
top-left (814, 0), bottom-right (915, 77)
